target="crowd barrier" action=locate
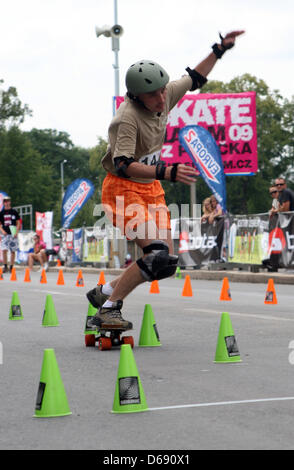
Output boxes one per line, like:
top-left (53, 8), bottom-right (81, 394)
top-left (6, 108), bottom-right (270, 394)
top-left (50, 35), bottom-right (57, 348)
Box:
top-left (174, 212), bottom-right (294, 270)
top-left (1, 212), bottom-right (294, 270)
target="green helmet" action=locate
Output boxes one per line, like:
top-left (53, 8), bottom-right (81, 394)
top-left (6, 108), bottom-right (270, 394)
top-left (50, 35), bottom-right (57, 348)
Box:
top-left (125, 60), bottom-right (169, 96)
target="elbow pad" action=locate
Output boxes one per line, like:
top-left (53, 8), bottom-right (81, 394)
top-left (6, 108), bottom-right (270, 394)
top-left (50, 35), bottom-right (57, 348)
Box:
top-left (114, 156), bottom-right (136, 178)
top-left (185, 67), bottom-right (207, 91)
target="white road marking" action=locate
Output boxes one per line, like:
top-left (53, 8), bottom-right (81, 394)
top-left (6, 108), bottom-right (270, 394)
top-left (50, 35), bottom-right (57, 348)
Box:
top-left (149, 396), bottom-right (294, 412)
top-left (184, 307), bottom-right (294, 322)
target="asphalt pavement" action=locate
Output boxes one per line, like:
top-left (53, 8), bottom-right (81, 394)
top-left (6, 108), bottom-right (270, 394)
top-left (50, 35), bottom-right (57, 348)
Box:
top-left (1, 268), bottom-right (294, 452)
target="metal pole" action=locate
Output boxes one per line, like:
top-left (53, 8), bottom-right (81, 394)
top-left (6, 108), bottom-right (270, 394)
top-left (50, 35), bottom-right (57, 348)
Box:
top-left (112, 0), bottom-right (120, 109)
top-left (61, 161), bottom-right (64, 200)
top-left (61, 160), bottom-right (67, 200)
top-left (190, 182), bottom-right (196, 218)
top-left (112, 0), bottom-right (121, 268)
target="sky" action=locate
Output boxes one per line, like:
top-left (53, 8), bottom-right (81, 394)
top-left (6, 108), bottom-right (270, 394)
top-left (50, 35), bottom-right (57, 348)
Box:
top-left (0, 0), bottom-right (293, 149)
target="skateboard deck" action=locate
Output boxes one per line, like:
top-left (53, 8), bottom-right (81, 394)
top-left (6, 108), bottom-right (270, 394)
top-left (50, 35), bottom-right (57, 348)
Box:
top-left (85, 326), bottom-right (134, 350)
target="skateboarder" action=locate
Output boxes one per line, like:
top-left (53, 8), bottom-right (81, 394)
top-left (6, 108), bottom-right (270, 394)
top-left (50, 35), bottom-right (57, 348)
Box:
top-left (87, 30), bottom-right (245, 330)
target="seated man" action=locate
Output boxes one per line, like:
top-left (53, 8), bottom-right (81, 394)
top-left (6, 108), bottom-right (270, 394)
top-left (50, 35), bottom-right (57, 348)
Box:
top-left (28, 234), bottom-right (48, 271)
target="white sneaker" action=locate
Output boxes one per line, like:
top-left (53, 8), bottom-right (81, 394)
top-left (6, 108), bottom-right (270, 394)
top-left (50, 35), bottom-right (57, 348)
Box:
top-left (44, 262), bottom-right (49, 271)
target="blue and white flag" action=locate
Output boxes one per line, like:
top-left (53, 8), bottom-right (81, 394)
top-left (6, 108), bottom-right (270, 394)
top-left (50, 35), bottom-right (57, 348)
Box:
top-left (72, 228), bottom-right (83, 262)
top-left (62, 179), bottom-right (94, 228)
top-left (0, 191), bottom-right (9, 211)
top-left (179, 125), bottom-right (227, 212)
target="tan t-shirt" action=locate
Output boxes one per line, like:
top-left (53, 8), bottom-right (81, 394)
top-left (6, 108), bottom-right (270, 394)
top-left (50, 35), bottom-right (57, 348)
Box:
top-left (101, 75), bottom-right (193, 183)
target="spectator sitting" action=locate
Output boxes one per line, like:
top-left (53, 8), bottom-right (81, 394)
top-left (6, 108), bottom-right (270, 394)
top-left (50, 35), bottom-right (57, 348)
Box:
top-left (208, 195), bottom-right (223, 224)
top-left (28, 234), bottom-right (48, 271)
top-left (269, 185), bottom-right (280, 217)
top-left (201, 197), bottom-right (213, 223)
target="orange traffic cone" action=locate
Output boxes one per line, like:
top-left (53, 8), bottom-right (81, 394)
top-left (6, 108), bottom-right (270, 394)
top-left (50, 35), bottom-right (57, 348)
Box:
top-left (219, 277), bottom-right (232, 301)
top-left (40, 269), bottom-right (47, 284)
top-left (97, 271), bottom-right (106, 285)
top-left (0, 267), bottom-right (3, 280)
top-left (10, 267), bottom-right (17, 281)
top-left (182, 275), bottom-right (193, 297)
top-left (264, 278), bottom-right (277, 304)
top-left (57, 269), bottom-right (65, 286)
top-left (149, 280), bottom-right (160, 294)
top-left (24, 268), bottom-right (31, 283)
top-left (76, 270), bottom-right (84, 287)
top-left (57, 259), bottom-right (62, 267)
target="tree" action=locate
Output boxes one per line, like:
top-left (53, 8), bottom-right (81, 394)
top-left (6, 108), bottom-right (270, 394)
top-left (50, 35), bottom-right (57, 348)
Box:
top-left (0, 79), bottom-right (32, 129)
top-left (0, 126), bottom-right (55, 227)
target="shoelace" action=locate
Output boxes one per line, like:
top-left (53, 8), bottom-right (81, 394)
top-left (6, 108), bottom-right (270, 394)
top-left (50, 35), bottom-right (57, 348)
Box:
top-left (109, 310), bottom-right (122, 319)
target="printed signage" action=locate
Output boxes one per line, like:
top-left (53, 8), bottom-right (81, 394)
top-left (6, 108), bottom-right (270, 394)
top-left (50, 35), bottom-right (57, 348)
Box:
top-left (62, 179), bottom-right (94, 228)
top-left (179, 125), bottom-right (227, 212)
top-left (116, 91), bottom-right (257, 175)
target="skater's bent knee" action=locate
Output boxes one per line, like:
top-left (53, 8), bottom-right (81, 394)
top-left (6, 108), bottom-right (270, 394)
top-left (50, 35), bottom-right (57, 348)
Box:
top-left (136, 240), bottom-right (178, 281)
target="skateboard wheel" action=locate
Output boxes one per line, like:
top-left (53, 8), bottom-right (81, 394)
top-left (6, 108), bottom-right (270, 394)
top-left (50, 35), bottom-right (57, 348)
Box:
top-left (98, 336), bottom-right (112, 351)
top-left (122, 336), bottom-right (134, 349)
top-left (85, 334), bottom-right (96, 347)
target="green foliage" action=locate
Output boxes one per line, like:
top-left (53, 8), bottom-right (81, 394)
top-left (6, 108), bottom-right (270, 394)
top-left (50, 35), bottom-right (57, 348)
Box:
top-left (0, 127), bottom-right (55, 209)
top-left (0, 79), bottom-right (32, 129)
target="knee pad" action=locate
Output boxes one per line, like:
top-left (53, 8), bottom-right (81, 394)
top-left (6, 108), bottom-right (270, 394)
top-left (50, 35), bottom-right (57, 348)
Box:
top-left (136, 240), bottom-right (178, 281)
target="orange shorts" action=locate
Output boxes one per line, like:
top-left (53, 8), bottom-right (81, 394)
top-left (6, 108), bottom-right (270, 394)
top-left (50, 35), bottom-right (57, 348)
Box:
top-left (101, 173), bottom-right (171, 237)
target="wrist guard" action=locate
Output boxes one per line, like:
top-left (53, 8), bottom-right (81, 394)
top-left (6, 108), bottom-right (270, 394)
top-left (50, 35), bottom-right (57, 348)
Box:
top-left (155, 161), bottom-right (166, 180)
top-left (170, 163), bottom-right (179, 183)
top-left (185, 67), bottom-right (207, 91)
top-left (212, 32), bottom-right (235, 59)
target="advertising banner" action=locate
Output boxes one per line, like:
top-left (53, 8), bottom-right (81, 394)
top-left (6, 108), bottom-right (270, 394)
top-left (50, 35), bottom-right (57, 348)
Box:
top-left (61, 179), bottom-right (94, 228)
top-left (228, 214), bottom-right (269, 264)
top-left (72, 228), bottom-right (83, 263)
top-left (179, 125), bottom-right (227, 212)
top-left (176, 212), bottom-right (294, 269)
top-left (116, 92), bottom-right (257, 175)
top-left (83, 228), bottom-right (108, 263)
top-left (178, 217), bottom-right (225, 267)
top-left (15, 231), bottom-right (35, 264)
top-left (35, 211), bottom-right (53, 249)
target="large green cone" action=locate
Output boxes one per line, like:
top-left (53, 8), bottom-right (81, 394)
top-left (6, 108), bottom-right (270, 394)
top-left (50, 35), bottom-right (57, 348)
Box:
top-left (34, 349), bottom-right (72, 418)
top-left (112, 344), bottom-right (148, 414)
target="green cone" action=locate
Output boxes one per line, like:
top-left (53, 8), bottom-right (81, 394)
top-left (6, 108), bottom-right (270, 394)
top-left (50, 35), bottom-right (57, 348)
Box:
top-left (34, 349), bottom-right (72, 418)
top-left (112, 344), bottom-right (148, 414)
top-left (42, 295), bottom-right (59, 327)
top-left (84, 303), bottom-right (98, 335)
top-left (175, 266), bottom-right (182, 279)
top-left (214, 312), bottom-right (242, 363)
top-left (139, 304), bottom-right (161, 347)
top-left (9, 291), bottom-right (23, 320)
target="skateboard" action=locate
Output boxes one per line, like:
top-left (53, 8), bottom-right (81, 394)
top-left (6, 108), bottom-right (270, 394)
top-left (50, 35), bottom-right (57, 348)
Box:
top-left (85, 327), bottom-right (134, 351)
